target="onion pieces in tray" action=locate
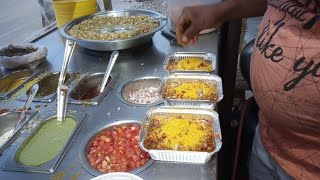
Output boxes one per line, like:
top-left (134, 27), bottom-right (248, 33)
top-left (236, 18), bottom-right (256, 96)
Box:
top-left (127, 86), bottom-right (161, 104)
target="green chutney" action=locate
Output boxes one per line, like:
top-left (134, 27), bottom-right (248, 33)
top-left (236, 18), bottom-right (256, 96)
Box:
top-left (17, 117), bottom-right (76, 166)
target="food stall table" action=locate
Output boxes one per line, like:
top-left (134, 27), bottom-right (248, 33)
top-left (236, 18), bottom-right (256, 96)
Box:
top-left (0, 27), bottom-right (219, 180)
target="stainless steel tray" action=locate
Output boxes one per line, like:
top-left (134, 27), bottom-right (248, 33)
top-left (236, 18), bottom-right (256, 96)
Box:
top-left (69, 73), bottom-right (119, 105)
top-left (0, 110), bottom-right (38, 155)
top-left (160, 73), bottom-right (223, 109)
top-left (0, 69), bottom-right (43, 100)
top-left (139, 106), bottom-right (222, 163)
top-left (2, 112), bottom-right (87, 173)
top-left (60, 9), bottom-right (166, 51)
top-left (163, 52), bottom-right (216, 73)
top-left (17, 72), bottom-right (76, 103)
top-left (79, 120), bottom-right (154, 176)
top-left (117, 76), bottom-right (163, 106)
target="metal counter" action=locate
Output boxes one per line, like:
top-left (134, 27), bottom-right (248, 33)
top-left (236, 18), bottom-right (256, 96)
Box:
top-left (0, 27), bottom-right (219, 180)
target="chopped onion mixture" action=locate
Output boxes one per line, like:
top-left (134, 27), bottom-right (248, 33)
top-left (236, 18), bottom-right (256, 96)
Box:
top-left (127, 86), bottom-right (161, 104)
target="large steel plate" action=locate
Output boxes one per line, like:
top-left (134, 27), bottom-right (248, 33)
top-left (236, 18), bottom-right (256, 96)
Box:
top-left (60, 9), bottom-right (166, 51)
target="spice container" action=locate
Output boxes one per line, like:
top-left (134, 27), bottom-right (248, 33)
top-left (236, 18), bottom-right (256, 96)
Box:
top-left (17, 72), bottom-right (72, 103)
top-left (139, 106), bottom-right (222, 163)
top-left (69, 73), bottom-right (119, 105)
top-left (0, 110), bottom-right (37, 154)
top-left (160, 73), bottom-right (223, 109)
top-left (117, 76), bottom-right (163, 106)
top-left (2, 112), bottom-right (87, 173)
top-left (0, 69), bottom-right (42, 100)
top-left (163, 52), bottom-right (216, 73)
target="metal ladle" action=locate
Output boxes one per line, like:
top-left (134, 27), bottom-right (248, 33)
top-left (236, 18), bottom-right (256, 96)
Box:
top-left (14, 84), bottom-right (39, 132)
top-left (57, 85), bottom-right (68, 122)
top-left (56, 40), bottom-right (75, 123)
top-left (58, 40), bottom-right (76, 87)
top-left (100, 51), bottom-right (119, 93)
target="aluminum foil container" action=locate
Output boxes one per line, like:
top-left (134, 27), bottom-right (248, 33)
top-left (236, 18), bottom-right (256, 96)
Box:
top-left (139, 106), bottom-right (222, 163)
top-left (160, 73), bottom-right (223, 109)
top-left (163, 52), bottom-right (216, 73)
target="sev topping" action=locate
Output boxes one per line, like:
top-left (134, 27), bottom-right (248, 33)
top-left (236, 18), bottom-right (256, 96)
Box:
top-left (164, 80), bottom-right (217, 101)
top-left (167, 57), bottom-right (212, 71)
top-left (144, 114), bottom-right (215, 152)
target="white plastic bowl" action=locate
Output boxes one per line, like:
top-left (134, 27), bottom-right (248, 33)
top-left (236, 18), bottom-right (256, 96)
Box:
top-left (90, 172), bottom-right (143, 180)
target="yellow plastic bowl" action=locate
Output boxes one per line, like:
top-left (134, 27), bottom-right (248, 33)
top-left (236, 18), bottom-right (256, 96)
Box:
top-left (53, 0), bottom-right (98, 28)
top-left (53, 0), bottom-right (97, 11)
top-left (55, 7), bottom-right (98, 15)
top-left (55, 10), bottom-right (97, 27)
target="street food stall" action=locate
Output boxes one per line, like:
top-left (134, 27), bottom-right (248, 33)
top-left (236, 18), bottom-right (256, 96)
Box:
top-left (0, 1), bottom-right (242, 179)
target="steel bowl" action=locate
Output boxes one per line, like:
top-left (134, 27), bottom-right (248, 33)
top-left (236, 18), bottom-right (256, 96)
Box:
top-left (117, 76), bottom-right (163, 106)
top-left (79, 120), bottom-right (154, 177)
top-left (60, 9), bottom-right (166, 51)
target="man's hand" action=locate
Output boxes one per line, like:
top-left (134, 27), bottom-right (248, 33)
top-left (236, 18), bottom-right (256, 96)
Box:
top-left (176, 0), bottom-right (267, 46)
top-left (176, 2), bottom-right (233, 46)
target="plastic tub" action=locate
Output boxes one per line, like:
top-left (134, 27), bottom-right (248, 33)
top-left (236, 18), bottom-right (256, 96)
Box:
top-left (52, 0), bottom-right (98, 28)
top-left (167, 0), bottom-right (221, 33)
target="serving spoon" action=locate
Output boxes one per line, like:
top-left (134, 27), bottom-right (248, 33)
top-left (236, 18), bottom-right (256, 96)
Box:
top-left (57, 85), bottom-right (68, 122)
top-left (14, 84), bottom-right (39, 132)
top-left (58, 40), bottom-right (76, 87)
top-left (100, 51), bottom-right (119, 93)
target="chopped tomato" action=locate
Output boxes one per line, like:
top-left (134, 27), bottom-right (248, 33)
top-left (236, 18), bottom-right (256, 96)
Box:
top-left (86, 124), bottom-right (150, 173)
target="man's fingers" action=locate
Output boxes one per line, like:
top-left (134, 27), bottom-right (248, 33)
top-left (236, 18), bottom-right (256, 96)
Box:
top-left (176, 7), bottom-right (193, 44)
top-left (183, 24), bottom-right (199, 43)
top-left (193, 35), bottom-right (198, 43)
top-left (175, 7), bottom-right (200, 46)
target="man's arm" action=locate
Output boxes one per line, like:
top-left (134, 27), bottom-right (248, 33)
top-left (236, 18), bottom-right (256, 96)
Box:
top-left (176, 0), bottom-right (268, 45)
top-left (227, 0), bottom-right (268, 20)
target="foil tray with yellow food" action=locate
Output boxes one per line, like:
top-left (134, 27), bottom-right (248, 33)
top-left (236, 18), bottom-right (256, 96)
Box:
top-left (139, 106), bottom-right (222, 163)
top-left (163, 52), bottom-right (216, 73)
top-left (160, 73), bottom-right (223, 109)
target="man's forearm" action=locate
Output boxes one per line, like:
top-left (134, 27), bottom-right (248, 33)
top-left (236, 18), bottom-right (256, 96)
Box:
top-left (175, 0), bottom-right (268, 44)
top-left (214, 0), bottom-right (268, 23)
top-left (230, 0), bottom-right (268, 18)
